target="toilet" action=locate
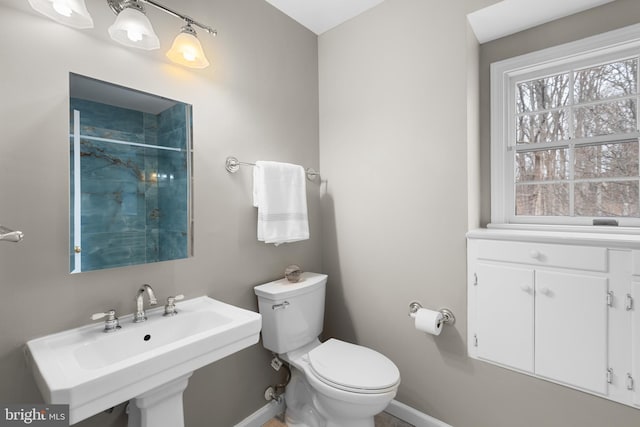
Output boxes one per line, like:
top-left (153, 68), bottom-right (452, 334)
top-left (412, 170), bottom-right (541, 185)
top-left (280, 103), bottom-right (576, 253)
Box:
top-left (254, 272), bottom-right (400, 427)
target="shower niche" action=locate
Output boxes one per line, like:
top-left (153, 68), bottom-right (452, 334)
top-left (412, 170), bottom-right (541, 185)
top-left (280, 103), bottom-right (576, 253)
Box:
top-left (69, 73), bottom-right (193, 273)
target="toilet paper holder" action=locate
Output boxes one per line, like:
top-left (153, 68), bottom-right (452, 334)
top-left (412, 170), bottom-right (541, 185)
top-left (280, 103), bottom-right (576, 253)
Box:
top-left (408, 301), bottom-right (455, 326)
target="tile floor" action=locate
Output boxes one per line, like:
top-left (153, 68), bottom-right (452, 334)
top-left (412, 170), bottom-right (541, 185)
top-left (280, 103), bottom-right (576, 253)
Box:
top-left (262, 411), bottom-right (414, 427)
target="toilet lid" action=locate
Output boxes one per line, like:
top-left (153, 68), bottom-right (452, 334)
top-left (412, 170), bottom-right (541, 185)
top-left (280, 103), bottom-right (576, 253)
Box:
top-left (308, 339), bottom-right (400, 392)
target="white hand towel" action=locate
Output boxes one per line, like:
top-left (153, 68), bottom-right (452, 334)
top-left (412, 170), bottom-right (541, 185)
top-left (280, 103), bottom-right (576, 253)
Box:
top-left (253, 160), bottom-right (309, 245)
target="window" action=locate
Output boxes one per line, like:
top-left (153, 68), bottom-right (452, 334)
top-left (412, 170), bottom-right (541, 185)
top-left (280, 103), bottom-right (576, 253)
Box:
top-left (491, 24), bottom-right (640, 227)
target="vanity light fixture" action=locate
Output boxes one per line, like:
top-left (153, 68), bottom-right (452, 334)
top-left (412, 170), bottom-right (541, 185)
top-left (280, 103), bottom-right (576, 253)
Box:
top-left (28, 0), bottom-right (216, 69)
top-left (166, 22), bottom-right (210, 69)
top-left (107, 0), bottom-right (160, 50)
top-left (108, 0), bottom-right (217, 67)
top-left (27, 0), bottom-right (94, 29)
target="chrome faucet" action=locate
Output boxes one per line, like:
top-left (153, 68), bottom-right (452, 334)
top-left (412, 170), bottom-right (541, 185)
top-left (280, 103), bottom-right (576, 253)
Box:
top-left (134, 284), bottom-right (158, 323)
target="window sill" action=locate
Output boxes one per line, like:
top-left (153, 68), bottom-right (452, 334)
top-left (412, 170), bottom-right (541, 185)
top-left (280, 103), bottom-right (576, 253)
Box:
top-left (467, 223), bottom-right (640, 249)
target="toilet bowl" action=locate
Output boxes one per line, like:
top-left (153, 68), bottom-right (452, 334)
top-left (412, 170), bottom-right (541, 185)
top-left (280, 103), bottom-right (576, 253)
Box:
top-left (254, 273), bottom-right (400, 427)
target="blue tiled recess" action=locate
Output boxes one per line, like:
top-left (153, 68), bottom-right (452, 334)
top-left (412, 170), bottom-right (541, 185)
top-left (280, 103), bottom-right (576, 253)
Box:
top-left (70, 98), bottom-right (190, 272)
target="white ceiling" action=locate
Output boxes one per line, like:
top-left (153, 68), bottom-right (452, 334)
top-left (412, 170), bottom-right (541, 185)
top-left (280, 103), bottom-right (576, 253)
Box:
top-left (264, 0), bottom-right (385, 35)
top-left (467, 0), bottom-right (617, 43)
top-left (264, 0), bottom-right (616, 41)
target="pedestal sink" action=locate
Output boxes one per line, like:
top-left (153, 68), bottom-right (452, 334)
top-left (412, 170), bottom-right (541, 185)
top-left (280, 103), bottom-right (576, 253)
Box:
top-left (25, 296), bottom-right (262, 426)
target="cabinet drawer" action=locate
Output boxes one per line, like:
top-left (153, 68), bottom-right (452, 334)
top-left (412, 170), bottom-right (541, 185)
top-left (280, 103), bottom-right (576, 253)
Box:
top-left (477, 240), bottom-right (607, 272)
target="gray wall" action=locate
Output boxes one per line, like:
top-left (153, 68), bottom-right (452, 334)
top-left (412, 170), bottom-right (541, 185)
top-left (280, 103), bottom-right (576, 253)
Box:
top-left (320, 0), bottom-right (640, 426)
top-left (0, 1), bottom-right (319, 426)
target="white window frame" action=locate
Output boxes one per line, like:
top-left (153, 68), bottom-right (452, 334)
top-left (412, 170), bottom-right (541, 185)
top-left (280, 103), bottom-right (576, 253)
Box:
top-left (491, 23), bottom-right (640, 228)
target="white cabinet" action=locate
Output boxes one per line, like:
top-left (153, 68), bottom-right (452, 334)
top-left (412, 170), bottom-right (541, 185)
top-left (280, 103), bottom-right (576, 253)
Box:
top-left (534, 270), bottom-right (608, 394)
top-left (633, 280), bottom-right (640, 406)
top-left (475, 263), bottom-right (533, 373)
top-left (468, 230), bottom-right (639, 410)
top-left (473, 264), bottom-right (607, 393)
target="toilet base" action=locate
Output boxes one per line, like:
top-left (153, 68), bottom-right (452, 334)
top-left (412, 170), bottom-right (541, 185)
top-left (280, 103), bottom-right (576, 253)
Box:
top-left (283, 365), bottom-right (388, 427)
top-left (284, 370), bottom-right (323, 427)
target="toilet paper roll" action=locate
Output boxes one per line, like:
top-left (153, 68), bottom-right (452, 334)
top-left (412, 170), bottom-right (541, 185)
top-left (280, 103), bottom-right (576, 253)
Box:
top-left (412, 308), bottom-right (443, 336)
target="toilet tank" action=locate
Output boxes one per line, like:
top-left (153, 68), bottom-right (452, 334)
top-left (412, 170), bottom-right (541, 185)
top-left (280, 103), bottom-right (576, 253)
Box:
top-left (254, 272), bottom-right (327, 354)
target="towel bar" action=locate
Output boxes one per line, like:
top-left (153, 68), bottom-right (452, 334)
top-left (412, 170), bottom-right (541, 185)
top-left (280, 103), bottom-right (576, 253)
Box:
top-left (225, 156), bottom-right (319, 181)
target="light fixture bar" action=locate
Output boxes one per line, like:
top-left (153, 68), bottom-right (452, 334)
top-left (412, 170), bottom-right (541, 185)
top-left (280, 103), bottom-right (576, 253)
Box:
top-left (142, 0), bottom-right (217, 36)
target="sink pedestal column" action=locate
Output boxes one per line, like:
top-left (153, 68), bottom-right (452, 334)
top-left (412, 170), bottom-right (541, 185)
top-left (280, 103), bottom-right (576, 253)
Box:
top-left (128, 373), bottom-right (193, 427)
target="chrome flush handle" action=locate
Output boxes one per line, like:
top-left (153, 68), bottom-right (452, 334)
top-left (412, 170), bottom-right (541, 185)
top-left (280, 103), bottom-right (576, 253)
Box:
top-left (272, 301), bottom-right (290, 311)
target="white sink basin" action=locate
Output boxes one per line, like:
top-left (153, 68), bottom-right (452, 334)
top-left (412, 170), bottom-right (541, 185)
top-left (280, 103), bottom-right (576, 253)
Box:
top-left (25, 296), bottom-right (262, 425)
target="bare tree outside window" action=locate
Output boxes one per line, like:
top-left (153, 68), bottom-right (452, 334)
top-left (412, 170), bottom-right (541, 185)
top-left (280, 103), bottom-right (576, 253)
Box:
top-left (513, 58), bottom-right (639, 218)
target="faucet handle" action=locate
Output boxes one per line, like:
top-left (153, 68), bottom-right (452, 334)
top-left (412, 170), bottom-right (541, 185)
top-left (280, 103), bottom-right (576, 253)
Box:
top-left (91, 309), bottom-right (116, 321)
top-left (163, 295), bottom-right (184, 317)
top-left (91, 309), bottom-right (121, 332)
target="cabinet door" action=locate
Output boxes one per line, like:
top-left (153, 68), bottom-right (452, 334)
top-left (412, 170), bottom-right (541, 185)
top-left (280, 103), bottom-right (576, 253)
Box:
top-left (633, 281), bottom-right (640, 406)
top-left (535, 270), bottom-right (608, 394)
top-left (476, 263), bottom-right (534, 373)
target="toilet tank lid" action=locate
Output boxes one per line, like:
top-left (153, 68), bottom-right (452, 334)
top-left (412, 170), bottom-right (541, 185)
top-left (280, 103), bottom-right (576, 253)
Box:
top-left (254, 272), bottom-right (328, 300)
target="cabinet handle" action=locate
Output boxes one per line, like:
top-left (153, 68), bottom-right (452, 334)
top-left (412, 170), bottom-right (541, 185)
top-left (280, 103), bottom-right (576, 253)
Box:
top-left (529, 250), bottom-right (541, 259)
top-left (627, 373), bottom-right (634, 391)
top-left (520, 284), bottom-right (533, 293)
top-left (538, 287), bottom-right (551, 296)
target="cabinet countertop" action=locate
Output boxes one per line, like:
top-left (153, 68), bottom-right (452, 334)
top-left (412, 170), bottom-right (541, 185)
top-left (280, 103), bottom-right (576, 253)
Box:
top-left (467, 226), bottom-right (640, 249)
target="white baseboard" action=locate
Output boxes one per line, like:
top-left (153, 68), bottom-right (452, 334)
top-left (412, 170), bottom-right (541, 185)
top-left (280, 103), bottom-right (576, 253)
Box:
top-left (234, 399), bottom-right (285, 427)
top-left (385, 399), bottom-right (453, 427)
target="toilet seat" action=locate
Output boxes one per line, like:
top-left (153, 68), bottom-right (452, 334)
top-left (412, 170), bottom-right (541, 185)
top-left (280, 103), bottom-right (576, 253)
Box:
top-left (306, 339), bottom-right (400, 394)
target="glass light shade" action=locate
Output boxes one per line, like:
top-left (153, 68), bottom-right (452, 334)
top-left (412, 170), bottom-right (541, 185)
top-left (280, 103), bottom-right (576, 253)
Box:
top-left (108, 7), bottom-right (160, 50)
top-left (166, 31), bottom-right (210, 69)
top-left (28, 0), bottom-right (94, 29)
